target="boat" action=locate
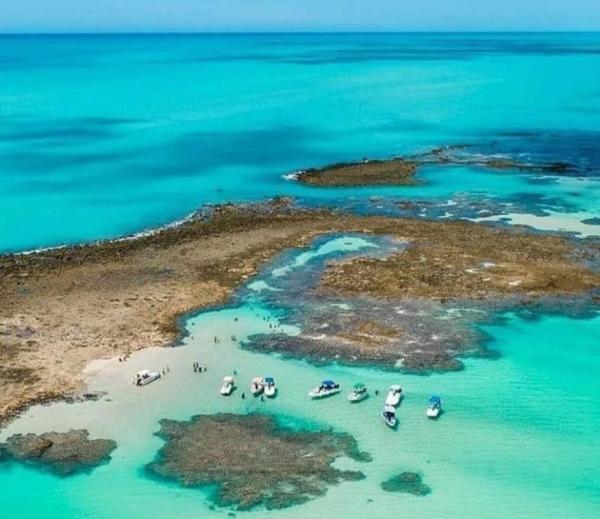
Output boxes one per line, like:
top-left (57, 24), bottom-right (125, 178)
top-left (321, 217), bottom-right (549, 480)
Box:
top-left (135, 369), bottom-right (160, 386)
top-left (250, 377), bottom-right (264, 396)
top-left (385, 385), bottom-right (403, 406)
top-left (220, 376), bottom-right (235, 396)
top-left (381, 405), bottom-right (398, 428)
top-left (308, 380), bottom-right (341, 399)
top-left (426, 395), bottom-right (442, 419)
top-left (264, 376), bottom-right (277, 398)
top-left (347, 382), bottom-right (368, 402)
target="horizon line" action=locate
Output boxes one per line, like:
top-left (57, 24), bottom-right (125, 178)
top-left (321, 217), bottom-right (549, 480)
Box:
top-left (1, 29), bottom-right (600, 36)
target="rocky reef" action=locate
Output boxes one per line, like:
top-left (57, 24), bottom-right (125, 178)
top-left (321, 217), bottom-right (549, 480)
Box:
top-left (381, 472), bottom-right (431, 496)
top-left (241, 223), bottom-right (598, 373)
top-left (297, 158), bottom-right (419, 186)
top-left (295, 145), bottom-right (575, 187)
top-left (146, 413), bottom-right (370, 510)
top-left (0, 429), bottom-right (117, 476)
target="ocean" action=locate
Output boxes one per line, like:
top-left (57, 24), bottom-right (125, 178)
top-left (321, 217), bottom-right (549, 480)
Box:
top-left (0, 33), bottom-right (598, 518)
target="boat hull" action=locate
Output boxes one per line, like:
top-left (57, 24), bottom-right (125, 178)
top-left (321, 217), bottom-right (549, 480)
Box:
top-left (348, 392), bottom-right (368, 402)
top-left (309, 388), bottom-right (341, 399)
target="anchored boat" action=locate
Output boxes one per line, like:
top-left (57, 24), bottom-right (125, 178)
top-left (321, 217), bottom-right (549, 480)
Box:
top-left (264, 376), bottom-right (277, 398)
top-left (381, 405), bottom-right (398, 428)
top-left (250, 377), bottom-right (264, 396)
top-left (309, 380), bottom-right (341, 399)
top-left (426, 395), bottom-right (442, 419)
top-left (385, 385), bottom-right (403, 406)
top-left (347, 382), bottom-right (368, 402)
top-left (220, 376), bottom-right (235, 396)
top-left (135, 369), bottom-right (160, 386)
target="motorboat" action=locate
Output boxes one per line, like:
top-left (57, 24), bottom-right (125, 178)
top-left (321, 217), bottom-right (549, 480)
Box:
top-left (385, 385), bottom-right (403, 406)
top-left (308, 380), bottom-right (341, 399)
top-left (220, 376), bottom-right (235, 396)
top-left (250, 377), bottom-right (264, 396)
top-left (135, 369), bottom-right (160, 386)
top-left (347, 382), bottom-right (368, 402)
top-left (381, 405), bottom-right (398, 428)
top-left (264, 376), bottom-right (277, 398)
top-left (426, 395), bottom-right (442, 419)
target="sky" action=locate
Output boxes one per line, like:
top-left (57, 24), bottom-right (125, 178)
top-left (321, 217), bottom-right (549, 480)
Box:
top-left (1, 0), bottom-right (600, 33)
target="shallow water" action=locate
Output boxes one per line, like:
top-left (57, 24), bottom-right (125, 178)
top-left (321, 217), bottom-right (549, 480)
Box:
top-left (1, 33), bottom-right (599, 252)
top-left (1, 234), bottom-right (599, 518)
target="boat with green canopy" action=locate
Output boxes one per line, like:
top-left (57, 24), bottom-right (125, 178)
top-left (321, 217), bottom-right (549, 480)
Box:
top-left (347, 382), bottom-right (368, 402)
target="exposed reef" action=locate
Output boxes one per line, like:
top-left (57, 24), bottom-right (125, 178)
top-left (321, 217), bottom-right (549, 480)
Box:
top-left (381, 472), bottom-right (431, 496)
top-left (1, 199), bottom-right (597, 423)
top-left (241, 221), bottom-right (598, 372)
top-left (0, 429), bottom-right (116, 476)
top-left (297, 158), bottom-right (419, 187)
top-left (146, 413), bottom-right (370, 510)
top-left (295, 145), bottom-right (576, 187)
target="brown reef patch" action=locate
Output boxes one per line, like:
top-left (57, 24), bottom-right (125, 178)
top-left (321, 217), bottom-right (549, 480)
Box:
top-left (146, 413), bottom-right (370, 510)
top-left (381, 472), bottom-right (431, 496)
top-left (0, 429), bottom-right (116, 476)
top-left (297, 158), bottom-right (419, 187)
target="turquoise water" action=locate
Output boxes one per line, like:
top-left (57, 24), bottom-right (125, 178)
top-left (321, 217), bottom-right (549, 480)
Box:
top-left (1, 33), bottom-right (599, 518)
top-left (0, 236), bottom-right (598, 518)
top-left (1, 33), bottom-right (599, 251)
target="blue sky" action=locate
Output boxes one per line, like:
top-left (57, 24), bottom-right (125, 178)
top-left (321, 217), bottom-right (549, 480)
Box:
top-left (1, 0), bottom-right (599, 33)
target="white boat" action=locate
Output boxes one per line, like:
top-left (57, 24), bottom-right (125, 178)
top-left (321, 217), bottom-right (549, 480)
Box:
top-left (426, 395), bottom-right (442, 419)
top-left (135, 369), bottom-right (160, 386)
top-left (250, 377), bottom-right (264, 396)
top-left (381, 405), bottom-right (398, 428)
top-left (220, 376), bottom-right (235, 396)
top-left (347, 382), bottom-right (368, 402)
top-left (308, 380), bottom-right (341, 399)
top-left (264, 376), bottom-right (277, 398)
top-left (385, 385), bottom-right (403, 407)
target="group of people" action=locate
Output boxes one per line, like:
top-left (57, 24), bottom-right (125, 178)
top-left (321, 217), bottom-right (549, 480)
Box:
top-left (193, 362), bottom-right (207, 373)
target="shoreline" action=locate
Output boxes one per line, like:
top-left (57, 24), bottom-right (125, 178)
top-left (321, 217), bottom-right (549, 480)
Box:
top-left (1, 199), bottom-right (598, 426)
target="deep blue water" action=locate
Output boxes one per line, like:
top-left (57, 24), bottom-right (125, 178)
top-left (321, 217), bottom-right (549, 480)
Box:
top-left (0, 33), bottom-right (599, 251)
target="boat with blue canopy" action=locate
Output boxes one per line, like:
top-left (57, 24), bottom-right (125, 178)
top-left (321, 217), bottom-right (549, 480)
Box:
top-left (426, 395), bottom-right (442, 418)
top-left (264, 376), bottom-right (277, 398)
top-left (308, 379), bottom-right (341, 399)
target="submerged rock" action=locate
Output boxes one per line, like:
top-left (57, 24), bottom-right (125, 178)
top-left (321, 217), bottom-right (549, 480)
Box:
top-left (0, 429), bottom-right (117, 476)
top-left (381, 472), bottom-right (431, 496)
top-left (146, 413), bottom-right (371, 510)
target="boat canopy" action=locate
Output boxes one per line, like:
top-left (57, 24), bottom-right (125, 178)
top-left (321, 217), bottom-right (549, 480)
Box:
top-left (353, 382), bottom-right (366, 390)
top-left (322, 380), bottom-right (337, 388)
top-left (265, 377), bottom-right (274, 384)
top-left (429, 395), bottom-right (441, 404)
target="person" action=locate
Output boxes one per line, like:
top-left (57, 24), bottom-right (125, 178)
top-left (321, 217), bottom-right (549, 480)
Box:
top-left (241, 392), bottom-right (246, 399)
top-left (375, 390), bottom-right (380, 396)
